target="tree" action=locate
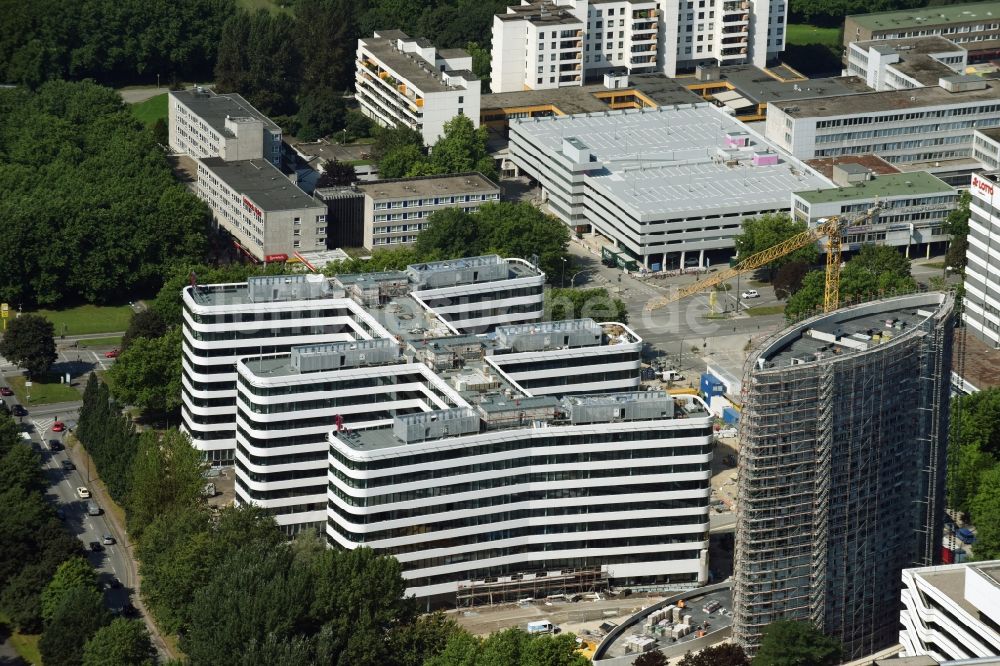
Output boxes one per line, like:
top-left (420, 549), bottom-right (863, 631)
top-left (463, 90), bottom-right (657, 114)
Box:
top-left (772, 261), bottom-right (810, 300)
top-left (107, 327), bottom-right (183, 414)
top-left (122, 309), bottom-right (167, 351)
top-left (39, 585), bottom-right (111, 666)
top-left (733, 214), bottom-right (818, 278)
top-left (390, 611), bottom-right (464, 666)
top-left (152, 117), bottom-right (169, 146)
top-left (296, 86), bottom-right (346, 141)
top-left (0, 313), bottom-right (57, 376)
top-left (0, 406), bottom-right (21, 458)
top-left (41, 556), bottom-right (97, 624)
top-left (948, 388), bottom-right (1000, 515)
top-left (546, 288), bottom-right (628, 324)
top-left (127, 429), bottom-right (206, 539)
top-left (316, 160), bottom-right (358, 188)
top-left (421, 115), bottom-right (498, 182)
top-left (380, 143), bottom-right (426, 179)
top-left (82, 618), bottom-right (157, 666)
top-left (784, 245), bottom-right (916, 321)
top-left (753, 620), bottom-right (841, 666)
top-left (428, 628), bottom-right (589, 666)
top-left (466, 41), bottom-right (491, 83)
top-left (372, 124), bottom-right (425, 162)
top-left (678, 643), bottom-right (749, 666)
top-left (635, 650), bottom-right (669, 666)
top-left (0, 442), bottom-right (45, 495)
top-left (945, 190), bottom-right (971, 271)
top-left (971, 466), bottom-right (1000, 560)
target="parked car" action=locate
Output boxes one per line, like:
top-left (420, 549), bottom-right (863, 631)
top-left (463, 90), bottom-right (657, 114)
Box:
top-left (87, 501), bottom-right (101, 516)
top-left (11, 404), bottom-right (27, 417)
top-left (741, 289), bottom-right (760, 299)
top-left (51, 421), bottom-right (65, 432)
top-left (76, 487), bottom-right (90, 499)
top-left (0, 387), bottom-right (13, 396)
top-left (102, 534), bottom-right (115, 545)
top-left (104, 349), bottom-right (120, 359)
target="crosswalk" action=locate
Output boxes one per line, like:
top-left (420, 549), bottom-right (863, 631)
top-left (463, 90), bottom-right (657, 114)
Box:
top-left (33, 417), bottom-right (56, 434)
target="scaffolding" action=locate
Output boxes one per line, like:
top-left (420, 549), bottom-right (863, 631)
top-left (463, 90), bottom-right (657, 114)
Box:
top-left (455, 567), bottom-right (608, 608)
top-left (733, 294), bottom-right (956, 659)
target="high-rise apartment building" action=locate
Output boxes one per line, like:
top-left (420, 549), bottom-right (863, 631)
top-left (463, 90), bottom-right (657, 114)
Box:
top-left (734, 293), bottom-right (955, 659)
top-left (963, 172), bottom-right (1000, 348)
top-left (490, 0), bottom-right (787, 92)
top-left (356, 31), bottom-right (481, 145)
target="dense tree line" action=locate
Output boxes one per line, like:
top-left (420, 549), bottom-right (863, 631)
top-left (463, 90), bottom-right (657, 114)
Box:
top-left (789, 0), bottom-right (924, 27)
top-left (0, 0), bottom-right (234, 87)
top-left (0, 81), bottom-right (210, 307)
top-left (78, 374), bottom-right (141, 502)
top-left (948, 388), bottom-right (1000, 559)
top-left (0, 419), bottom-right (82, 633)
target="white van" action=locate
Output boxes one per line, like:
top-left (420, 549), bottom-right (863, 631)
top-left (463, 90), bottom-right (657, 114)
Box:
top-left (526, 620), bottom-right (554, 634)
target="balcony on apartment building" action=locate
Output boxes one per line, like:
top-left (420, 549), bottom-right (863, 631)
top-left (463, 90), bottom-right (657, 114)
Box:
top-left (560, 38), bottom-right (584, 49)
top-left (721, 24), bottom-right (748, 36)
top-left (559, 50), bottom-right (583, 62)
top-left (719, 45), bottom-right (748, 58)
top-left (358, 59), bottom-right (425, 119)
top-left (632, 8), bottom-right (658, 19)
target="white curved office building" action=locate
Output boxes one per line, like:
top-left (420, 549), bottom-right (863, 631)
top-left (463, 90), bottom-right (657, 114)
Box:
top-left (327, 392), bottom-right (713, 601)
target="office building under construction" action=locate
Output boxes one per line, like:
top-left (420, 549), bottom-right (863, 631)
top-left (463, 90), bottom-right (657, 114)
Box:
top-left (733, 293), bottom-right (955, 659)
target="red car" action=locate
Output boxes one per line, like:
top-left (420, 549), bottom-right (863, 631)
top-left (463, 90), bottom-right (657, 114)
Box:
top-left (105, 349), bottom-right (120, 359)
top-left (0, 387), bottom-right (12, 396)
top-left (51, 422), bottom-right (65, 433)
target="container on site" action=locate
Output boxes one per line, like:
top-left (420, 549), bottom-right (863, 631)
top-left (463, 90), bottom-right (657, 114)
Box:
top-left (722, 406), bottom-right (740, 425)
top-left (701, 373), bottom-right (725, 398)
top-left (957, 528), bottom-right (976, 544)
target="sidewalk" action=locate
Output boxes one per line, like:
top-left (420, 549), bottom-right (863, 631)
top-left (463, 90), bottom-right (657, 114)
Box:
top-left (67, 437), bottom-right (180, 662)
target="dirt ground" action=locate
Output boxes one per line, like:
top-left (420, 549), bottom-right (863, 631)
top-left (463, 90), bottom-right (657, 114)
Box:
top-left (451, 594), bottom-right (667, 639)
top-left (710, 435), bottom-right (740, 511)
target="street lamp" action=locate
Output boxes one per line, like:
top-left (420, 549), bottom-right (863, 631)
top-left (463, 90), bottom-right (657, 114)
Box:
top-left (561, 258), bottom-right (567, 288)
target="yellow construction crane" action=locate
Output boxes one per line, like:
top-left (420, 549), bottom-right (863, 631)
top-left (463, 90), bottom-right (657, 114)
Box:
top-left (644, 207), bottom-right (879, 314)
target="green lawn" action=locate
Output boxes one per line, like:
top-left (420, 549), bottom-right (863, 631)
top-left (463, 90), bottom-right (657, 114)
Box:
top-left (130, 92), bottom-right (168, 126)
top-left (786, 24), bottom-right (841, 47)
top-left (236, 0), bottom-right (292, 14)
top-left (11, 375), bottom-right (81, 405)
top-left (745, 305), bottom-right (786, 316)
top-left (34, 304), bottom-right (132, 336)
top-left (77, 336), bottom-right (123, 348)
top-left (1, 615), bottom-right (42, 666)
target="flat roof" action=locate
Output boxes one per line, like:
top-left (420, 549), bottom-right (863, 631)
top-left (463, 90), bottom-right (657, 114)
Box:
top-left (772, 79), bottom-right (1000, 118)
top-left (198, 158), bottom-right (324, 212)
top-left (360, 36), bottom-right (465, 93)
top-left (511, 104), bottom-right (830, 219)
top-left (977, 127), bottom-right (1000, 143)
top-left (499, 0), bottom-right (583, 25)
top-left (856, 35), bottom-right (964, 56)
top-left (170, 88), bottom-right (279, 133)
top-left (706, 65), bottom-right (870, 105)
top-left (356, 172), bottom-right (499, 200)
top-left (804, 154), bottom-right (900, 179)
top-left (848, 1), bottom-right (1000, 32)
top-left (759, 293), bottom-right (950, 369)
top-left (437, 48), bottom-right (470, 59)
top-left (482, 75), bottom-right (700, 116)
top-left (794, 171), bottom-right (953, 204)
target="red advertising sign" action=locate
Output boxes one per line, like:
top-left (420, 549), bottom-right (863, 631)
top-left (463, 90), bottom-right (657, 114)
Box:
top-left (242, 196), bottom-right (263, 217)
top-left (264, 254), bottom-right (288, 263)
top-left (972, 174), bottom-right (995, 198)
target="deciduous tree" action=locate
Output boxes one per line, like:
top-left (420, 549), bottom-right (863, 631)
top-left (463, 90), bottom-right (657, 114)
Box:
top-left (678, 643), bottom-right (749, 666)
top-left (753, 620), bottom-right (841, 666)
top-left (82, 618), bottom-right (157, 666)
top-left (39, 585), bottom-right (111, 666)
top-left (108, 327), bottom-right (183, 414)
top-left (971, 466), bottom-right (1000, 560)
top-left (316, 160), bottom-right (358, 188)
top-left (127, 429), bottom-right (206, 539)
top-left (41, 556), bottom-right (98, 624)
top-left (122, 309), bottom-right (167, 351)
top-left (0, 314), bottom-right (57, 376)
top-left (733, 214), bottom-right (818, 278)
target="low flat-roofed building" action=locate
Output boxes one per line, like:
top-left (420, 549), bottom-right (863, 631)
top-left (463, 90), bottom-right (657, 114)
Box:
top-left (804, 154), bottom-right (900, 180)
top-left (791, 171), bottom-right (957, 258)
top-left (510, 103), bottom-right (831, 270)
top-left (899, 561), bottom-right (1000, 663)
top-left (196, 157), bottom-right (328, 261)
top-left (845, 37), bottom-right (967, 91)
top-left (765, 79), bottom-right (1000, 170)
top-left (845, 2), bottom-right (1000, 63)
top-left (355, 172), bottom-right (500, 249)
top-left (356, 30), bottom-right (481, 145)
top-left (974, 128), bottom-right (1000, 171)
top-left (169, 88), bottom-right (282, 167)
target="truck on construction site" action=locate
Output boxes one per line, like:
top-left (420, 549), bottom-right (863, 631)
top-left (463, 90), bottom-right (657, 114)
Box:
top-left (526, 620), bottom-right (555, 634)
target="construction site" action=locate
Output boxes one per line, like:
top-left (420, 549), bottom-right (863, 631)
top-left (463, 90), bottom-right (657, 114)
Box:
top-left (733, 292), bottom-right (956, 659)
